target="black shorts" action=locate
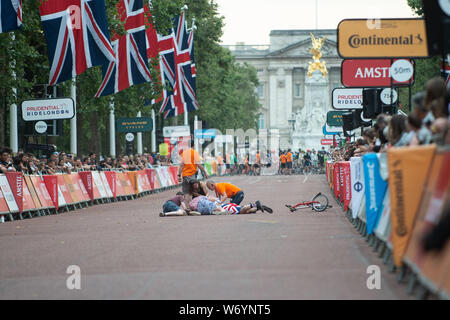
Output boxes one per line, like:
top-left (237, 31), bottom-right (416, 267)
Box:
top-left (287, 162), bottom-right (292, 169)
top-left (182, 176), bottom-right (195, 194)
top-left (281, 163), bottom-right (286, 169)
top-left (230, 191), bottom-right (244, 205)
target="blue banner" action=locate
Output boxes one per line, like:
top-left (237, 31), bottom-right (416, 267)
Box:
top-left (363, 153), bottom-right (388, 234)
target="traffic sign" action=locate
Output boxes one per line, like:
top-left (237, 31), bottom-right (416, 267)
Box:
top-left (125, 133), bottom-right (135, 142)
top-left (341, 59), bottom-right (414, 87)
top-left (337, 18), bottom-right (428, 58)
top-left (327, 111), bottom-right (347, 127)
top-left (163, 126), bottom-right (190, 138)
top-left (332, 88), bottom-right (363, 110)
top-left (321, 139), bottom-right (334, 146)
top-left (323, 124), bottom-right (342, 135)
top-left (34, 121), bottom-right (48, 134)
top-left (194, 129), bottom-right (216, 139)
top-left (380, 88), bottom-right (398, 105)
top-left (116, 117), bottom-right (153, 133)
top-left (390, 59), bottom-right (414, 82)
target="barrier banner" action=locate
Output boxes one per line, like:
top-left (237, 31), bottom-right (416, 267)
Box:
top-left (363, 154), bottom-right (388, 235)
top-left (0, 175), bottom-right (19, 213)
top-left (43, 175), bottom-right (58, 210)
top-left (78, 171), bottom-right (94, 201)
top-left (117, 172), bottom-right (135, 196)
top-left (342, 162), bottom-right (351, 211)
top-left (24, 176), bottom-right (42, 209)
top-left (357, 197), bottom-right (366, 222)
top-left (350, 157), bottom-right (365, 219)
top-left (144, 169), bottom-right (155, 191)
top-left (0, 188), bottom-right (9, 214)
top-left (22, 179), bottom-right (37, 211)
top-left (140, 171), bottom-right (152, 191)
top-left (168, 167), bottom-right (178, 185)
top-left (74, 174), bottom-right (90, 201)
top-left (56, 175), bottom-right (74, 205)
top-left (114, 172), bottom-right (127, 197)
top-left (339, 163), bottom-right (345, 202)
top-left (99, 172), bottom-right (114, 198)
top-left (5, 172), bottom-right (23, 213)
top-left (57, 184), bottom-right (67, 208)
top-left (403, 149), bottom-right (449, 280)
top-left (333, 163), bottom-right (341, 199)
top-left (92, 172), bottom-right (109, 199)
top-left (387, 145), bottom-right (436, 267)
top-left (374, 186), bottom-right (392, 242)
top-left (103, 171), bottom-right (117, 198)
top-left (30, 176), bottom-right (54, 208)
top-left (155, 168), bottom-right (167, 188)
top-left (66, 174), bottom-right (88, 203)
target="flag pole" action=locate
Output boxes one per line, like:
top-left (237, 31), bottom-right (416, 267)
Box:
top-left (151, 108), bottom-right (156, 153)
top-left (10, 33), bottom-right (18, 153)
top-left (137, 111), bottom-right (143, 154)
top-left (70, 79), bottom-right (77, 155)
top-left (109, 98), bottom-right (116, 157)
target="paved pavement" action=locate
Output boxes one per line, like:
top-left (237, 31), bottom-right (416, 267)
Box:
top-left (0, 174), bottom-right (411, 299)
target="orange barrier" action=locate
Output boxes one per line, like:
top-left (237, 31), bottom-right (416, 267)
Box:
top-left (0, 187), bottom-right (10, 215)
top-left (402, 148), bottom-right (450, 296)
top-left (29, 176), bottom-right (54, 209)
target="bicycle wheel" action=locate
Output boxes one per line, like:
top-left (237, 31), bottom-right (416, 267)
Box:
top-left (311, 193), bottom-right (328, 212)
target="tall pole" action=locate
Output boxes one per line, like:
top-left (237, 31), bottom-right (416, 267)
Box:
top-left (70, 80), bottom-right (77, 155)
top-left (194, 115), bottom-right (199, 153)
top-left (137, 111), bottom-right (143, 154)
top-left (10, 34), bottom-right (18, 153)
top-left (184, 109), bottom-right (188, 126)
top-left (151, 109), bottom-right (156, 153)
top-left (109, 98), bottom-right (116, 157)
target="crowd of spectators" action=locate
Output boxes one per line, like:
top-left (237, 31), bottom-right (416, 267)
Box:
top-left (0, 149), bottom-right (172, 175)
top-left (330, 77), bottom-right (449, 162)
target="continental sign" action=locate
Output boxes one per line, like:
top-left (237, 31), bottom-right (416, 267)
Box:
top-left (116, 117), bottom-right (153, 133)
top-left (338, 18), bottom-right (428, 58)
top-left (341, 59), bottom-right (415, 87)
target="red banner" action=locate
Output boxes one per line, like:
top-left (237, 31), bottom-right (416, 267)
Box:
top-left (103, 171), bottom-right (117, 198)
top-left (341, 59), bottom-right (414, 88)
top-left (78, 172), bottom-right (94, 201)
top-left (342, 162), bottom-right (352, 211)
top-left (43, 175), bottom-right (58, 210)
top-left (5, 172), bottom-right (23, 213)
top-left (333, 163), bottom-right (341, 199)
top-left (145, 169), bottom-right (155, 191)
top-left (339, 163), bottom-right (345, 202)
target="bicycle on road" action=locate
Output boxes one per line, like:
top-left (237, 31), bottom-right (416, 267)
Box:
top-left (285, 192), bottom-right (331, 212)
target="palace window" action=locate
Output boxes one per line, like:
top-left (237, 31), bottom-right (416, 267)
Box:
top-left (294, 83), bottom-right (302, 98)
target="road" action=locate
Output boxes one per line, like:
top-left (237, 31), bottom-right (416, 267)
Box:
top-left (0, 174), bottom-right (411, 299)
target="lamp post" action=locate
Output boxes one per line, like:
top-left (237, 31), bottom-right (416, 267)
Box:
top-left (288, 113), bottom-right (296, 148)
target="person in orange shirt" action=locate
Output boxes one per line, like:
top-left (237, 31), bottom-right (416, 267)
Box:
top-left (280, 152), bottom-right (287, 175)
top-left (286, 149), bottom-right (293, 175)
top-left (178, 148), bottom-right (209, 195)
top-left (206, 181), bottom-right (244, 205)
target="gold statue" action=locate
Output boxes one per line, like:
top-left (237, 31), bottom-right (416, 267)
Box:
top-left (307, 33), bottom-right (328, 78)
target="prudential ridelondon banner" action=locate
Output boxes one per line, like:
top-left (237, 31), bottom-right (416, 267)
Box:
top-left (363, 154), bottom-right (388, 235)
top-left (350, 157), bottom-right (364, 219)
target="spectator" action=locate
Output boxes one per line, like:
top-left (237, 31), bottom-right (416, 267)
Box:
top-left (0, 147), bottom-right (16, 173)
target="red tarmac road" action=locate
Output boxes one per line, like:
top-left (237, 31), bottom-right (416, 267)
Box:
top-left (0, 174), bottom-right (411, 299)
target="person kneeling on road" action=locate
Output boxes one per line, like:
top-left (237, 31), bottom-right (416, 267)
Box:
top-left (160, 192), bottom-right (188, 217)
top-left (206, 181), bottom-right (244, 205)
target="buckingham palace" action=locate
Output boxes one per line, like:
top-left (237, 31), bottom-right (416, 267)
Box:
top-left (225, 29), bottom-right (343, 150)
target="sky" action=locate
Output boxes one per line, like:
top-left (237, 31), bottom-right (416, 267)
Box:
top-left (215, 0), bottom-right (418, 45)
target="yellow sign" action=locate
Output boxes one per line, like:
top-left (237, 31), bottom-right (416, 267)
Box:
top-left (338, 18), bottom-right (428, 58)
top-left (159, 143), bottom-right (169, 156)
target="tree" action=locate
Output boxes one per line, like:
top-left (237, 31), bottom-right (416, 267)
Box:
top-left (398, 0), bottom-right (442, 112)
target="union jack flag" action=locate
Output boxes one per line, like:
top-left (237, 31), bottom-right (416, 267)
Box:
top-left (172, 10), bottom-right (198, 113)
top-left (158, 33), bottom-right (185, 118)
top-left (95, 0), bottom-right (151, 97)
top-left (39, 0), bottom-right (115, 85)
top-left (0, 0), bottom-right (22, 33)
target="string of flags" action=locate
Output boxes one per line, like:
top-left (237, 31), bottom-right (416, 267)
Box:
top-left (0, 0), bottom-right (197, 119)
